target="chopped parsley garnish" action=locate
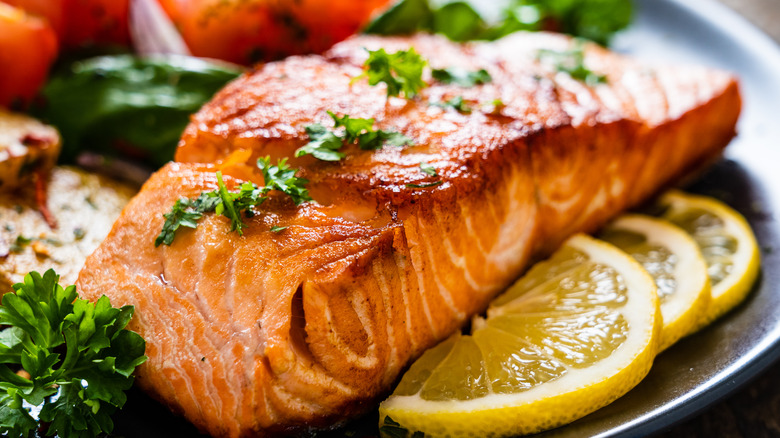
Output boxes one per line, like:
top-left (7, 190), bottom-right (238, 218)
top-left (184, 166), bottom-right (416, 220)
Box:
top-left (297, 112), bottom-right (413, 161)
top-left (297, 124), bottom-right (345, 162)
top-left (406, 181), bottom-right (443, 189)
top-left (359, 48), bottom-right (427, 98)
top-left (431, 67), bottom-right (492, 87)
top-left (431, 96), bottom-right (472, 113)
top-left (0, 269), bottom-right (147, 438)
top-left (270, 226), bottom-right (288, 233)
top-left (155, 158), bottom-right (311, 246)
top-left (537, 43), bottom-right (607, 86)
top-left (407, 163), bottom-right (443, 189)
top-left (419, 162), bottom-right (437, 177)
top-left (257, 157), bottom-right (312, 206)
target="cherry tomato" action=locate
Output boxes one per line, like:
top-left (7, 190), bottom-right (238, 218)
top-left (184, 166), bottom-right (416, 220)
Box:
top-left (0, 3), bottom-right (58, 108)
top-left (158, 0), bottom-right (393, 65)
top-left (62, 0), bottom-right (130, 48)
top-left (2, 0), bottom-right (65, 38)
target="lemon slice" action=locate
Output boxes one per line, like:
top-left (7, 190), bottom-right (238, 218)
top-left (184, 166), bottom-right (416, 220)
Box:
top-left (652, 190), bottom-right (760, 328)
top-left (379, 234), bottom-right (660, 437)
top-left (599, 214), bottom-right (710, 351)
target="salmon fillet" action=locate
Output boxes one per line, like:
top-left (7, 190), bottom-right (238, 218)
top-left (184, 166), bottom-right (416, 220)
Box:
top-left (76, 32), bottom-right (741, 437)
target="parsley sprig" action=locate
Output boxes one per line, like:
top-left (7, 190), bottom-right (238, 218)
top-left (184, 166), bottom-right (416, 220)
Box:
top-left (0, 270), bottom-right (147, 438)
top-left (537, 42), bottom-right (607, 86)
top-left (359, 48), bottom-right (427, 98)
top-left (155, 158), bottom-right (311, 246)
top-left (431, 67), bottom-right (492, 87)
top-left (406, 162), bottom-right (443, 189)
top-left (431, 96), bottom-right (472, 113)
top-left (296, 112), bottom-right (413, 162)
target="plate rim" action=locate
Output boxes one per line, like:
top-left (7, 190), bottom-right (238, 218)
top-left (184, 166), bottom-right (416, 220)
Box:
top-left (597, 0), bottom-right (780, 436)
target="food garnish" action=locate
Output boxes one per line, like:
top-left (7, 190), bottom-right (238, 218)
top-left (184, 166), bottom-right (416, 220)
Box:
top-left (380, 190), bottom-right (760, 437)
top-left (430, 96), bottom-right (471, 113)
top-left (155, 158), bottom-right (311, 246)
top-left (0, 269), bottom-right (147, 438)
top-left (405, 181), bottom-right (443, 189)
top-left (298, 124), bottom-right (346, 162)
top-left (537, 42), bottom-right (607, 85)
top-left (297, 111), bottom-right (413, 161)
top-left (380, 234), bottom-right (660, 437)
top-left (358, 48), bottom-right (427, 98)
top-left (431, 67), bottom-right (491, 86)
top-left (365, 0), bottom-right (633, 46)
top-left (419, 162), bottom-right (437, 177)
top-left (32, 55), bottom-right (242, 166)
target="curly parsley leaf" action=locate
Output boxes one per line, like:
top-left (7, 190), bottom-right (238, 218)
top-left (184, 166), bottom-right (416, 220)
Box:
top-left (537, 42), bottom-right (607, 85)
top-left (431, 67), bottom-right (492, 87)
top-left (156, 159), bottom-right (312, 246)
top-left (360, 48), bottom-right (427, 98)
top-left (0, 270), bottom-right (147, 438)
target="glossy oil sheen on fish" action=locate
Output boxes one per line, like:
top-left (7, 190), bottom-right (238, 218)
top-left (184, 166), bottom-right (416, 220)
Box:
top-left (76, 32), bottom-right (741, 437)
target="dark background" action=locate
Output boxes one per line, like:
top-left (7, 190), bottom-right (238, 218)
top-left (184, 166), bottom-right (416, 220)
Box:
top-left (654, 1), bottom-right (780, 437)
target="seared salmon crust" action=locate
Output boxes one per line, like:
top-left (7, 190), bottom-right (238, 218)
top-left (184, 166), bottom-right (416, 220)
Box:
top-left (77, 33), bottom-right (740, 437)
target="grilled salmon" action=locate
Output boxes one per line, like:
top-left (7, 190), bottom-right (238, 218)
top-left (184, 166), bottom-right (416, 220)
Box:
top-left (76, 32), bottom-right (741, 437)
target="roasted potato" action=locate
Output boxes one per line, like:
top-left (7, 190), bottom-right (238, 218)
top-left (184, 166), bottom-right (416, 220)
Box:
top-left (0, 109), bottom-right (60, 191)
top-left (0, 166), bottom-right (136, 291)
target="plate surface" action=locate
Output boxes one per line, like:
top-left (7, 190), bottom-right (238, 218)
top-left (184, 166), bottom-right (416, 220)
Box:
top-left (110, 0), bottom-right (780, 436)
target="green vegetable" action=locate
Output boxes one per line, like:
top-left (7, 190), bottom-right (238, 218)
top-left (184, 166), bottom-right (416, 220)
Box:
top-left (297, 112), bottom-right (413, 162)
top-left (431, 96), bottom-right (472, 113)
top-left (406, 181), bottom-right (443, 189)
top-left (537, 42), bottom-right (607, 85)
top-left (419, 162), bottom-right (438, 177)
top-left (0, 270), bottom-right (146, 438)
top-left (257, 157), bottom-right (312, 206)
top-left (365, 0), bottom-right (633, 46)
top-left (270, 226), bottom-right (288, 233)
top-left (155, 158), bottom-right (311, 246)
top-left (431, 67), bottom-right (492, 87)
top-left (33, 55), bottom-right (242, 166)
top-left (358, 48), bottom-right (427, 98)
top-left (296, 124), bottom-right (346, 162)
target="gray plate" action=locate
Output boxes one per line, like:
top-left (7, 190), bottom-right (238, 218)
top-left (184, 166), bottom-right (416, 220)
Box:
top-left (110, 0), bottom-right (780, 436)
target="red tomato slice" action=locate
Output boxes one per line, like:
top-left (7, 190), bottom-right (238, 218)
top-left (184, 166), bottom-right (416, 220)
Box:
top-left (158, 0), bottom-right (393, 65)
top-left (3, 0), bottom-right (65, 38)
top-left (0, 3), bottom-right (58, 108)
top-left (62, 0), bottom-right (130, 48)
